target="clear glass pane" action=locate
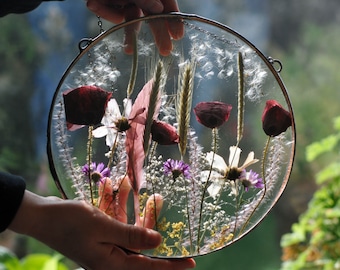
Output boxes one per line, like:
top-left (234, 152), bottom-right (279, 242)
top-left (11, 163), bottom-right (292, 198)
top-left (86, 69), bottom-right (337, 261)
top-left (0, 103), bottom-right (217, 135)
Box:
top-left (47, 13), bottom-right (295, 258)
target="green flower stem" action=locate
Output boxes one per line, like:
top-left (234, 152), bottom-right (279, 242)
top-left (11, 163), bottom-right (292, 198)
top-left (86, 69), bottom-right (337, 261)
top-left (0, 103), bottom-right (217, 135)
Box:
top-left (127, 31), bottom-right (138, 99)
top-left (198, 178), bottom-right (224, 245)
top-left (107, 132), bottom-right (119, 169)
top-left (238, 136), bottom-right (270, 236)
top-left (196, 128), bottom-right (218, 254)
top-left (183, 176), bottom-right (194, 254)
top-left (145, 141), bottom-right (159, 231)
top-left (237, 51), bottom-right (245, 145)
top-left (232, 184), bottom-right (245, 238)
top-left (87, 125), bottom-right (95, 205)
top-left (261, 136), bottom-right (270, 195)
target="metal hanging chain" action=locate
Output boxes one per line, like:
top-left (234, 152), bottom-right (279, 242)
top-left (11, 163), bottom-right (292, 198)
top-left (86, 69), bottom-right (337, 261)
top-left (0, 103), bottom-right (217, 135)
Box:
top-left (97, 15), bottom-right (104, 34)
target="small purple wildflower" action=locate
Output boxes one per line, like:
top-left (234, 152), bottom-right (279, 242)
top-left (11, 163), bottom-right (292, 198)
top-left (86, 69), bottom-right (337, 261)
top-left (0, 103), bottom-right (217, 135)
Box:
top-left (163, 159), bottom-right (191, 180)
top-left (240, 169), bottom-right (264, 192)
top-left (82, 162), bottom-right (110, 183)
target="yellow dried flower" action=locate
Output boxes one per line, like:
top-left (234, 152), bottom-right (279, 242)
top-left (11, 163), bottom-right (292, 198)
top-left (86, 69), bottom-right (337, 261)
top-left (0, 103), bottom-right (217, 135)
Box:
top-left (168, 221), bottom-right (185, 239)
top-left (209, 233), bottom-right (234, 250)
top-left (154, 240), bottom-right (173, 256)
top-left (181, 246), bottom-right (189, 256)
top-left (139, 192), bottom-right (149, 210)
top-left (157, 217), bottom-right (170, 232)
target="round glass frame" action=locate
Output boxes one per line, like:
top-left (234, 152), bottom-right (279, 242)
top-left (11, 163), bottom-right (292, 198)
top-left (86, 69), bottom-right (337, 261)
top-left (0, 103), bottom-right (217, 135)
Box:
top-left (47, 13), bottom-right (296, 258)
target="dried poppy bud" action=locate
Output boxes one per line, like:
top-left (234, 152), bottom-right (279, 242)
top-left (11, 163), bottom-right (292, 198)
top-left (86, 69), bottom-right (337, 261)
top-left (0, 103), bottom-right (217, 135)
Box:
top-left (194, 101), bottom-right (232, 129)
top-left (262, 100), bottom-right (292, 136)
top-left (151, 120), bottom-right (180, 145)
top-left (63, 85), bottom-right (112, 126)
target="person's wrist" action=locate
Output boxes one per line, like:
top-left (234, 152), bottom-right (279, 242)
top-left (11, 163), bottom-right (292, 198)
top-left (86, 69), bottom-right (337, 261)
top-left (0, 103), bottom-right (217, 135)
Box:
top-left (8, 191), bottom-right (46, 236)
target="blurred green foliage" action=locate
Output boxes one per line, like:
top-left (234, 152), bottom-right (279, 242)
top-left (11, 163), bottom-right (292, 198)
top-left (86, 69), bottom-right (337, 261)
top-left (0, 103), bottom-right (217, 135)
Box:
top-left (195, 213), bottom-right (281, 270)
top-left (0, 15), bottom-right (38, 180)
top-left (0, 246), bottom-right (67, 270)
top-left (280, 116), bottom-right (340, 269)
top-left (274, 23), bottom-right (340, 193)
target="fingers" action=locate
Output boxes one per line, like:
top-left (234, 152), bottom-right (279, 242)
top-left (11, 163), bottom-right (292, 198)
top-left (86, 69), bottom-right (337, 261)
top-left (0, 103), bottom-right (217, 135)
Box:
top-left (98, 178), bottom-right (116, 217)
top-left (160, 0), bottom-right (184, 40)
top-left (115, 176), bottom-right (131, 223)
top-left (87, 0), bottom-right (183, 56)
top-left (132, 0), bottom-right (164, 14)
top-left (87, 0), bottom-right (126, 24)
top-left (145, 257), bottom-right (196, 270)
top-left (140, 194), bottom-right (163, 229)
top-left (96, 177), bottom-right (158, 250)
top-left (123, 6), bottom-right (142, 54)
top-left (143, 0), bottom-right (184, 55)
top-left (96, 245), bottom-right (196, 270)
top-left (103, 220), bottom-right (162, 250)
top-left (86, 0), bottom-right (164, 24)
top-left (147, 19), bottom-right (174, 56)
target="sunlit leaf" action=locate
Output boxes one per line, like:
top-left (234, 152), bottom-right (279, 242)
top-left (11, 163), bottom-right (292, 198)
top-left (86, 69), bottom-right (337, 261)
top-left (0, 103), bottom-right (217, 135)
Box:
top-left (280, 223), bottom-right (306, 247)
top-left (324, 208), bottom-right (340, 219)
top-left (305, 134), bottom-right (340, 161)
top-left (316, 162), bottom-right (340, 184)
top-left (42, 254), bottom-right (67, 270)
top-left (333, 116), bottom-right (340, 131)
top-left (21, 254), bottom-right (67, 270)
top-left (0, 246), bottom-right (20, 270)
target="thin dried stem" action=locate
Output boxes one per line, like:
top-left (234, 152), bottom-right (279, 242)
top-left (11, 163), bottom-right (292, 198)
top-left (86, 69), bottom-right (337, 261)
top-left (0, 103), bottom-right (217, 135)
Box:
top-left (238, 136), bottom-right (270, 236)
top-left (107, 132), bottom-right (119, 169)
top-left (237, 52), bottom-right (245, 144)
top-left (55, 101), bottom-right (87, 200)
top-left (127, 31), bottom-right (138, 99)
top-left (86, 125), bottom-right (94, 205)
top-left (196, 128), bottom-right (218, 254)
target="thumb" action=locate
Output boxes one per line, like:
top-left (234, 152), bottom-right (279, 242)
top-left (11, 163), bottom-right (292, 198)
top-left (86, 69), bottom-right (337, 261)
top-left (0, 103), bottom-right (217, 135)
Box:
top-left (104, 220), bottom-right (162, 250)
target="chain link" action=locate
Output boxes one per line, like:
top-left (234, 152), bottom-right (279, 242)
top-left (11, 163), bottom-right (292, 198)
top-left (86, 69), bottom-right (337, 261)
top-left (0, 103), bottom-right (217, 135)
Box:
top-left (97, 16), bottom-right (104, 33)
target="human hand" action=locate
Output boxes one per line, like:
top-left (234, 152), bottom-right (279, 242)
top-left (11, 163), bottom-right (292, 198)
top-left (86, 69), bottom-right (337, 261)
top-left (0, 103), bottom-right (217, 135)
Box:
top-left (86, 0), bottom-right (184, 55)
top-left (9, 191), bottom-right (196, 270)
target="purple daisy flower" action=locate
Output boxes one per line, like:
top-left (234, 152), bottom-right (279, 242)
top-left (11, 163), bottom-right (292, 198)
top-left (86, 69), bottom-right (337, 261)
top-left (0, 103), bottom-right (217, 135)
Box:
top-left (82, 162), bottom-right (110, 183)
top-left (163, 159), bottom-right (191, 180)
top-left (240, 169), bottom-right (264, 192)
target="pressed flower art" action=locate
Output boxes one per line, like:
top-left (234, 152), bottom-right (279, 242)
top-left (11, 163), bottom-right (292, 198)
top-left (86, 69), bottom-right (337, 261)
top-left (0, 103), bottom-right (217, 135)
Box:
top-left (48, 13), bottom-right (295, 258)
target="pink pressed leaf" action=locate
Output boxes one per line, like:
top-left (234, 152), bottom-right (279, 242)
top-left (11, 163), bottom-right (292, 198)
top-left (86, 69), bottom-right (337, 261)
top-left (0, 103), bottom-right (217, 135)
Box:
top-left (125, 79), bottom-right (161, 225)
top-left (125, 79), bottom-right (161, 193)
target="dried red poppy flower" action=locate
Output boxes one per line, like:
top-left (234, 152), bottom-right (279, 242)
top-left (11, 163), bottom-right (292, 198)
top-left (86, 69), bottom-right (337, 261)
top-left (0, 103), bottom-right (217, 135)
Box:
top-left (262, 100), bottom-right (292, 136)
top-left (63, 85), bottom-right (112, 127)
top-left (151, 120), bottom-right (180, 145)
top-left (193, 101), bottom-right (232, 129)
